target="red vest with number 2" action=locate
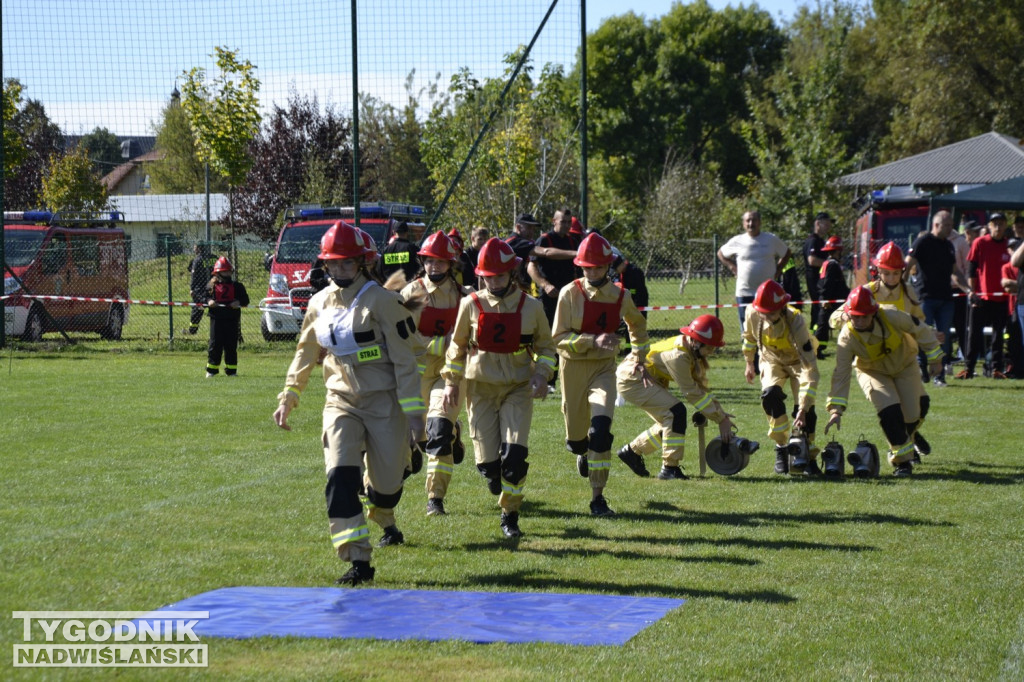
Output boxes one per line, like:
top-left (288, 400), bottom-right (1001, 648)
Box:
top-left (472, 291), bottom-right (525, 353)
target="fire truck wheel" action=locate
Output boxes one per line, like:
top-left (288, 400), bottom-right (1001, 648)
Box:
top-left (101, 305), bottom-right (124, 340)
top-left (23, 305), bottom-right (44, 342)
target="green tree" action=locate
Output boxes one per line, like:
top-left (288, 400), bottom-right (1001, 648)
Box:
top-left (41, 146), bottom-right (108, 213)
top-left (3, 78), bottom-right (26, 182)
top-left (421, 51), bottom-right (579, 232)
top-left (861, 0), bottom-right (1024, 161)
top-left (148, 92), bottom-right (218, 194)
top-left (742, 1), bottom-right (861, 239)
top-left (584, 1), bottom-right (785, 233)
top-left (6, 96), bottom-right (64, 210)
top-left (79, 127), bottom-right (122, 177)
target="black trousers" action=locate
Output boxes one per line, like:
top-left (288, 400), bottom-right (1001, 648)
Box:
top-left (207, 316), bottom-right (240, 374)
top-left (965, 299), bottom-right (1008, 374)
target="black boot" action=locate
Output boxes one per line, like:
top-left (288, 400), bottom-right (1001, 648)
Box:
top-left (774, 446), bottom-right (789, 474)
top-left (500, 511), bottom-right (522, 538)
top-left (336, 560), bottom-right (375, 586)
top-left (377, 525), bottom-right (405, 547)
top-left (617, 445), bottom-right (650, 477)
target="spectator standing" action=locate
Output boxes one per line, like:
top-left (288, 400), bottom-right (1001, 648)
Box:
top-left (377, 221), bottom-right (420, 283)
top-left (461, 226), bottom-right (489, 290)
top-left (204, 257), bottom-right (249, 377)
top-left (959, 213), bottom-right (1012, 379)
top-left (950, 219), bottom-right (981, 365)
top-left (716, 210), bottom-right (792, 330)
top-left (505, 213), bottom-right (541, 292)
top-left (905, 211), bottom-right (965, 386)
top-left (1011, 235), bottom-right (1024, 374)
top-left (814, 236), bottom-right (849, 358)
top-left (188, 244), bottom-right (215, 335)
top-left (528, 207), bottom-right (582, 326)
top-left (802, 212), bottom-right (832, 327)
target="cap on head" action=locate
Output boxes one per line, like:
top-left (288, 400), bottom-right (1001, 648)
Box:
top-left (515, 212), bottom-right (539, 226)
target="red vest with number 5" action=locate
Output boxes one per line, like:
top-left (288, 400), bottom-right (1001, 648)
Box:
top-left (472, 291), bottom-right (525, 353)
top-left (576, 280), bottom-right (624, 334)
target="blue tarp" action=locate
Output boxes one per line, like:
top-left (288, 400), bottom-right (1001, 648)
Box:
top-left (146, 586), bottom-right (684, 646)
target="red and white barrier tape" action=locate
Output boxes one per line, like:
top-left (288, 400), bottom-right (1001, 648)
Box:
top-left (0, 290), bottom-right (1008, 312)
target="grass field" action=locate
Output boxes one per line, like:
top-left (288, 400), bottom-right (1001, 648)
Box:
top-left (2, 342), bottom-right (1023, 680)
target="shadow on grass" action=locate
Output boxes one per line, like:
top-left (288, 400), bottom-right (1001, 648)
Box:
top-left (410, 571), bottom-right (796, 603)
top-left (518, 499), bottom-right (949, 531)
top-left (460, 536), bottom-right (761, 566)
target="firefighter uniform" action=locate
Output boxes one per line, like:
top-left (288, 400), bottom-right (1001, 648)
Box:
top-left (400, 274), bottom-right (470, 506)
top-left (205, 260), bottom-right (249, 377)
top-left (826, 291), bottom-right (941, 470)
top-left (742, 304), bottom-right (819, 450)
top-left (442, 283), bottom-right (556, 519)
top-left (553, 276), bottom-right (648, 492)
top-left (278, 270), bottom-right (424, 564)
top-left (616, 332), bottom-right (729, 470)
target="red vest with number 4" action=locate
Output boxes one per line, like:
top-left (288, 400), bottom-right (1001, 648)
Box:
top-left (416, 279), bottom-right (458, 337)
top-left (472, 291), bottom-right (525, 353)
top-left (213, 281), bottom-right (236, 304)
top-left (576, 280), bottom-right (624, 334)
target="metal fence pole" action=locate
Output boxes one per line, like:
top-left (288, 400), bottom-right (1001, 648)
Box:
top-left (713, 234), bottom-right (720, 319)
top-left (166, 236), bottom-right (174, 349)
top-left (351, 0), bottom-right (360, 228)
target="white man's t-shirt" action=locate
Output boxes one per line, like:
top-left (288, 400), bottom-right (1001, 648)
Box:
top-left (719, 231), bottom-right (789, 297)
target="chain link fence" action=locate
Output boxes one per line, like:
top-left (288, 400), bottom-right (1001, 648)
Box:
top-left (5, 231), bottom-right (848, 349)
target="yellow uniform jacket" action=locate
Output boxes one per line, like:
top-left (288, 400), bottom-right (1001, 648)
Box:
top-left (642, 335), bottom-right (728, 424)
top-left (400, 276), bottom-right (471, 375)
top-left (742, 306), bottom-right (819, 410)
top-left (552, 277), bottom-right (649, 364)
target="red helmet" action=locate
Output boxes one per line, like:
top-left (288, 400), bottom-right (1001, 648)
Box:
top-left (573, 232), bottom-right (615, 267)
top-left (822, 235), bottom-right (843, 252)
top-left (213, 256), bottom-right (233, 274)
top-left (446, 228), bottom-right (465, 251)
top-left (570, 216), bottom-right (585, 235)
top-left (680, 314), bottom-right (725, 347)
top-left (752, 279), bottom-right (791, 314)
top-left (844, 285), bottom-right (879, 316)
top-left (418, 231), bottom-right (460, 261)
top-left (873, 241), bottom-right (905, 271)
top-left (360, 229), bottom-right (378, 265)
top-left (474, 237), bottom-right (521, 276)
top-left (319, 221), bottom-right (370, 260)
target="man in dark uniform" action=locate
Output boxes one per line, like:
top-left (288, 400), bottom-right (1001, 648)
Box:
top-left (505, 213), bottom-right (540, 291)
top-left (188, 243), bottom-right (215, 334)
top-left (527, 207), bottom-right (580, 326)
top-left (803, 212), bottom-right (831, 330)
top-left (377, 221), bottom-right (419, 282)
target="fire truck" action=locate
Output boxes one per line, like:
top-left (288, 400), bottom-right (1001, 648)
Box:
top-left (258, 203), bottom-right (426, 341)
top-left (851, 187), bottom-right (987, 285)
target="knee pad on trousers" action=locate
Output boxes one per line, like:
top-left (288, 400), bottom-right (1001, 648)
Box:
top-left (425, 417), bottom-right (454, 457)
top-left (476, 460), bottom-right (501, 494)
top-left (919, 395), bottom-right (930, 421)
top-left (760, 385), bottom-right (787, 418)
top-left (500, 443), bottom-right (529, 484)
top-left (326, 466), bottom-right (365, 518)
top-left (588, 416), bottom-right (614, 453)
top-left (877, 404), bottom-right (908, 446)
top-left (365, 484), bottom-right (403, 510)
top-left (565, 437), bottom-right (589, 455)
top-left (669, 402), bottom-right (689, 434)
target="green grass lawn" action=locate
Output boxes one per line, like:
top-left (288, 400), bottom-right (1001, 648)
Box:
top-left (2, 347), bottom-right (1022, 680)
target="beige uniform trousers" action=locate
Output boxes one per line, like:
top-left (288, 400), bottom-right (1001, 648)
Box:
top-left (617, 374), bottom-right (687, 467)
top-left (421, 363), bottom-right (464, 500)
top-left (560, 357), bottom-right (617, 488)
top-left (466, 379), bottom-right (532, 513)
top-left (761, 364), bottom-right (804, 447)
top-left (322, 391), bottom-right (409, 562)
top-left (855, 362), bottom-right (924, 465)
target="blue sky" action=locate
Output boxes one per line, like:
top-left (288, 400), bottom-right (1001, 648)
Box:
top-left (2, 0), bottom-right (804, 137)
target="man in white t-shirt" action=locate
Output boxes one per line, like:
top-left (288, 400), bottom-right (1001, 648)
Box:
top-left (717, 211), bottom-right (791, 330)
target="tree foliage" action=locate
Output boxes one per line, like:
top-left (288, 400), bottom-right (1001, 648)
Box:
top-left (5, 94), bottom-right (64, 210)
top-left (742, 1), bottom-right (861, 239)
top-left (421, 50), bottom-right (579, 233)
top-left (3, 78), bottom-right (26, 182)
top-left (79, 127), bottom-right (122, 178)
top-left (149, 95), bottom-right (219, 194)
top-left (41, 145), bottom-right (108, 213)
top-left (232, 92), bottom-right (352, 239)
top-left (180, 47), bottom-right (262, 188)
